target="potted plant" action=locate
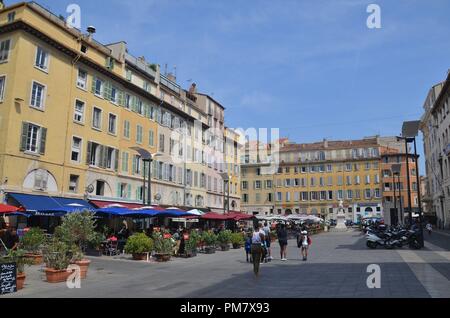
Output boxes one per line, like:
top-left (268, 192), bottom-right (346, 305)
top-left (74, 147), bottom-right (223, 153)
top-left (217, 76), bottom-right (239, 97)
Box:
top-left (152, 231), bottom-right (174, 262)
top-left (55, 211), bottom-right (96, 279)
top-left (217, 230), bottom-right (232, 251)
top-left (42, 239), bottom-right (72, 283)
top-left (85, 231), bottom-right (105, 257)
top-left (21, 227), bottom-right (46, 265)
top-left (202, 231), bottom-right (217, 254)
top-left (124, 233), bottom-right (153, 261)
top-left (0, 249), bottom-right (32, 290)
top-left (184, 231), bottom-right (200, 258)
top-left (231, 232), bottom-right (245, 249)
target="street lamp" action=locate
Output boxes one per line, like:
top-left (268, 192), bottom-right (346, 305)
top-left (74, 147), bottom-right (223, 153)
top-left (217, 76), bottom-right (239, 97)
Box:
top-left (399, 120), bottom-right (424, 247)
top-left (391, 164), bottom-right (402, 226)
top-left (130, 148), bottom-right (162, 206)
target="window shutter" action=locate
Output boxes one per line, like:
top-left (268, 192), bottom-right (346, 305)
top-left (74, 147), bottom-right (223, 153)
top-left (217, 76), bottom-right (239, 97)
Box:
top-left (99, 145), bottom-right (105, 168)
top-left (86, 142), bottom-right (92, 165)
top-left (127, 184), bottom-right (131, 199)
top-left (39, 127), bottom-right (47, 155)
top-left (118, 90), bottom-right (125, 106)
top-left (103, 81), bottom-right (112, 100)
top-left (114, 149), bottom-right (119, 171)
top-left (20, 122), bottom-right (29, 152)
top-left (91, 76), bottom-right (96, 93)
top-left (116, 183), bottom-right (121, 198)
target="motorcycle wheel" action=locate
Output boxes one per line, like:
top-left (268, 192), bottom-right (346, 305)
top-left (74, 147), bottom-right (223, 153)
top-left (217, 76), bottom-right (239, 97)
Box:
top-left (367, 241), bottom-right (377, 249)
top-left (384, 242), bottom-right (394, 250)
top-left (409, 241), bottom-right (421, 250)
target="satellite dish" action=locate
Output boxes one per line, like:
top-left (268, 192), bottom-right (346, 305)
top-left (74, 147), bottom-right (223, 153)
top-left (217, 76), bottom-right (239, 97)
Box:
top-left (86, 185), bottom-right (95, 194)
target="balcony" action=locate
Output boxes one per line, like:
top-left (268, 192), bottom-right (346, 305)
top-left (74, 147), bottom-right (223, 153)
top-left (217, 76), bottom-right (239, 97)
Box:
top-left (125, 53), bottom-right (157, 79)
top-left (160, 74), bottom-right (181, 95)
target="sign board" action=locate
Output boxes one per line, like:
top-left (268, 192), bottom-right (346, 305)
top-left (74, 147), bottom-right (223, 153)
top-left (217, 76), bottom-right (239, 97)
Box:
top-left (0, 262), bottom-right (17, 295)
top-left (171, 218), bottom-right (199, 223)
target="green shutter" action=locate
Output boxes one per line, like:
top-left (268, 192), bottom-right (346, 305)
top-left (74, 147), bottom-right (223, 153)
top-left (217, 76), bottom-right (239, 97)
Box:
top-left (98, 145), bottom-right (105, 168)
top-left (86, 142), bottom-right (92, 165)
top-left (114, 149), bottom-right (119, 171)
top-left (20, 122), bottom-right (29, 152)
top-left (116, 183), bottom-right (121, 198)
top-left (118, 90), bottom-right (125, 107)
top-left (39, 127), bottom-right (47, 155)
top-left (103, 81), bottom-right (112, 100)
top-left (91, 76), bottom-right (96, 93)
top-left (127, 184), bottom-right (131, 198)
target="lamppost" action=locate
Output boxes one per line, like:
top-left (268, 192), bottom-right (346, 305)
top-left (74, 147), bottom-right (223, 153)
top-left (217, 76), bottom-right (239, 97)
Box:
top-left (392, 164), bottom-right (402, 226)
top-left (130, 148), bottom-right (162, 205)
top-left (399, 120), bottom-right (424, 247)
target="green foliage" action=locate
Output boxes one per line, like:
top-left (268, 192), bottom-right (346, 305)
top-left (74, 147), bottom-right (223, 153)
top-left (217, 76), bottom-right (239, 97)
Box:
top-left (185, 231), bottom-right (201, 252)
top-left (0, 249), bottom-right (32, 274)
top-left (201, 231), bottom-right (217, 247)
top-left (56, 210), bottom-right (97, 254)
top-left (230, 232), bottom-right (245, 246)
top-left (21, 227), bottom-right (46, 254)
top-left (88, 231), bottom-right (106, 249)
top-left (152, 232), bottom-right (174, 255)
top-left (42, 239), bottom-right (71, 271)
top-left (217, 230), bottom-right (232, 245)
top-left (125, 233), bottom-right (154, 254)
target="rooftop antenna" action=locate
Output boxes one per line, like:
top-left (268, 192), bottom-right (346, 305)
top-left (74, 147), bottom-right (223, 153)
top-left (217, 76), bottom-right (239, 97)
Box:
top-left (164, 64), bottom-right (168, 76)
top-left (174, 65), bottom-right (177, 78)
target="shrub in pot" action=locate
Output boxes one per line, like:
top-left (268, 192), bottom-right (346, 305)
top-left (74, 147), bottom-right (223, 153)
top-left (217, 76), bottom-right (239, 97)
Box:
top-left (184, 231), bottom-right (200, 257)
top-left (152, 231), bottom-right (174, 262)
top-left (55, 211), bottom-right (97, 278)
top-left (86, 231), bottom-right (105, 257)
top-left (124, 233), bottom-right (154, 261)
top-left (0, 249), bottom-right (32, 290)
top-left (21, 227), bottom-right (46, 265)
top-left (217, 230), bottom-right (232, 251)
top-left (231, 232), bottom-right (245, 249)
top-left (202, 231), bottom-right (217, 254)
top-left (42, 239), bottom-right (72, 283)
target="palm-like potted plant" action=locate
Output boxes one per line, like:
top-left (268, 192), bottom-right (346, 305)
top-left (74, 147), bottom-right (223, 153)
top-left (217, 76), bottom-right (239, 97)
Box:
top-left (152, 231), bottom-right (174, 262)
top-left (42, 239), bottom-right (72, 283)
top-left (231, 232), bottom-right (245, 249)
top-left (0, 249), bottom-right (32, 290)
top-left (21, 227), bottom-right (46, 265)
top-left (124, 233), bottom-right (154, 260)
top-left (184, 231), bottom-right (200, 258)
top-left (54, 211), bottom-right (97, 279)
top-left (217, 230), bottom-right (232, 251)
top-left (202, 231), bottom-right (217, 254)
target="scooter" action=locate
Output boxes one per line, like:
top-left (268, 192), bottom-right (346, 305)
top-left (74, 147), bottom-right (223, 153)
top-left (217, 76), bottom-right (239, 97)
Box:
top-left (366, 231), bottom-right (395, 249)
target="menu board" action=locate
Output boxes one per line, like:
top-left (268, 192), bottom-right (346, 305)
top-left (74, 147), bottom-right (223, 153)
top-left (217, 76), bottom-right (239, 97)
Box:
top-left (0, 262), bottom-right (17, 295)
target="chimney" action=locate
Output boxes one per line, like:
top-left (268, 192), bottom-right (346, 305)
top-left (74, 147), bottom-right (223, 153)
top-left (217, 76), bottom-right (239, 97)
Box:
top-left (189, 83), bottom-right (197, 94)
top-left (323, 139), bottom-right (328, 148)
top-left (86, 26), bottom-right (96, 41)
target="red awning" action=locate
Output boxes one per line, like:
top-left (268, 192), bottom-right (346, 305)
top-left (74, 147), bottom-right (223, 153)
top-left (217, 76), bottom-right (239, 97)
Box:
top-left (0, 204), bottom-right (21, 214)
top-left (89, 200), bottom-right (165, 211)
top-left (227, 212), bottom-right (254, 221)
top-left (200, 212), bottom-right (230, 220)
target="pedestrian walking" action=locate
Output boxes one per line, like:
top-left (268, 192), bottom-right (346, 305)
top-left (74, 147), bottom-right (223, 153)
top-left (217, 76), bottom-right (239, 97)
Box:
top-left (263, 222), bottom-right (272, 261)
top-left (297, 230), bottom-right (311, 261)
top-left (245, 232), bottom-right (252, 263)
top-left (251, 224), bottom-right (265, 276)
top-left (426, 223), bottom-right (432, 235)
top-left (277, 223), bottom-right (288, 261)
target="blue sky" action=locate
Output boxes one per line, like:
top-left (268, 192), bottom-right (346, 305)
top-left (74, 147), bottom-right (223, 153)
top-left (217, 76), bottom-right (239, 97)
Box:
top-left (36, 0), bottom-right (450, 168)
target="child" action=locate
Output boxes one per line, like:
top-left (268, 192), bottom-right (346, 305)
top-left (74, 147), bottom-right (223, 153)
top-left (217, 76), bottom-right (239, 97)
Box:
top-left (245, 233), bottom-right (252, 262)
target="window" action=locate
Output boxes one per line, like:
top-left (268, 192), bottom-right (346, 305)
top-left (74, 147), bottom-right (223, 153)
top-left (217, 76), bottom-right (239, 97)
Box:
top-left (93, 77), bottom-right (104, 97)
top-left (34, 169), bottom-right (48, 190)
top-left (126, 69), bottom-right (132, 81)
top-left (69, 175), bottom-right (79, 192)
top-left (80, 44), bottom-right (88, 54)
top-left (327, 164), bottom-right (332, 172)
top-left (0, 75), bottom-right (5, 101)
top-left (71, 137), bottom-right (82, 162)
top-left (30, 81), bottom-right (46, 109)
top-left (242, 181), bottom-right (248, 190)
top-left (20, 122), bottom-right (46, 155)
top-left (365, 175), bottom-right (371, 185)
top-left (365, 189), bottom-right (372, 199)
top-left (108, 114), bottom-right (117, 134)
top-left (7, 12), bottom-right (15, 22)
top-left (276, 192), bottom-right (282, 202)
top-left (255, 181), bottom-right (262, 189)
top-left (347, 190), bottom-right (353, 199)
top-left (136, 125), bottom-right (143, 144)
top-left (243, 194), bottom-right (249, 203)
top-left (123, 120), bottom-right (130, 139)
top-left (73, 99), bottom-right (85, 123)
top-left (355, 175), bottom-right (361, 185)
top-left (110, 86), bottom-right (118, 104)
top-left (76, 69), bottom-right (88, 90)
top-left (121, 152), bottom-right (129, 173)
top-left (0, 39), bottom-right (11, 62)
top-left (132, 155), bottom-right (141, 175)
top-left (159, 134), bottom-right (165, 152)
top-left (337, 190), bottom-right (344, 200)
top-left (375, 188), bottom-right (381, 198)
top-left (149, 129), bottom-right (155, 147)
top-left (118, 183), bottom-right (130, 199)
top-left (35, 47), bottom-right (49, 71)
top-left (286, 192), bottom-right (291, 202)
top-left (92, 107), bottom-right (102, 130)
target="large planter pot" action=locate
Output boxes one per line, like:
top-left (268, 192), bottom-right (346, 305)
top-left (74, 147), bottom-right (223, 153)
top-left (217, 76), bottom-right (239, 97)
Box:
top-left (24, 253), bottom-right (43, 265)
top-left (154, 253), bottom-right (171, 262)
top-left (16, 273), bottom-right (26, 290)
top-left (232, 243), bottom-right (242, 249)
top-left (45, 268), bottom-right (74, 283)
top-left (132, 253), bottom-right (149, 261)
top-left (220, 244), bottom-right (230, 251)
top-left (205, 246), bottom-right (216, 254)
top-left (74, 259), bottom-right (91, 279)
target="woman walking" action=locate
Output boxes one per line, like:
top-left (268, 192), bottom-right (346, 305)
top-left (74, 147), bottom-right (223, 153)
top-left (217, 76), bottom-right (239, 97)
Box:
top-left (277, 224), bottom-right (288, 261)
top-left (251, 223), bottom-right (265, 276)
top-left (298, 230), bottom-right (311, 261)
